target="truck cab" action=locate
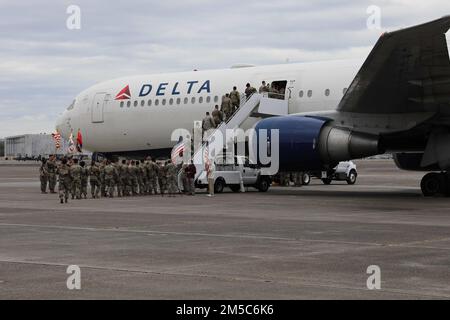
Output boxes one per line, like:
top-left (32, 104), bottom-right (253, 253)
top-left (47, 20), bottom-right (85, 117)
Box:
top-left (196, 155), bottom-right (272, 193)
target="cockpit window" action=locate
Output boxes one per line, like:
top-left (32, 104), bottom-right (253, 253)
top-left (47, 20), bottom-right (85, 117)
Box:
top-left (67, 100), bottom-right (75, 110)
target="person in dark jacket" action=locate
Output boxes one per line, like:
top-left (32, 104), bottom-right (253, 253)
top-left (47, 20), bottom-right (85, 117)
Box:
top-left (185, 161), bottom-right (197, 196)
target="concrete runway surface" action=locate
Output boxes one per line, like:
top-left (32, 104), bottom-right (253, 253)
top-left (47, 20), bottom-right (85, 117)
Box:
top-left (0, 160), bottom-right (449, 299)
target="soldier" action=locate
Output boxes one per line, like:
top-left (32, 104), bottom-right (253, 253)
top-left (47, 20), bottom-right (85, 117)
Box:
top-left (119, 159), bottom-right (129, 196)
top-left (165, 160), bottom-right (179, 197)
top-left (88, 160), bottom-right (101, 198)
top-left (80, 160), bottom-right (89, 199)
top-left (212, 104), bottom-right (224, 126)
top-left (269, 83), bottom-right (279, 99)
top-left (259, 81), bottom-right (269, 94)
top-left (104, 160), bottom-right (116, 198)
top-left (202, 112), bottom-right (216, 141)
top-left (129, 160), bottom-right (138, 196)
top-left (39, 158), bottom-right (49, 194)
top-left (220, 94), bottom-right (233, 121)
top-left (57, 158), bottom-right (71, 204)
top-left (138, 160), bottom-right (146, 195)
top-left (229, 86), bottom-right (240, 114)
top-left (245, 83), bottom-right (257, 100)
top-left (99, 159), bottom-right (107, 197)
top-left (185, 160), bottom-right (197, 196)
top-left (147, 157), bottom-right (159, 195)
top-left (70, 158), bottom-right (82, 199)
top-left (157, 161), bottom-right (167, 196)
top-left (47, 155), bottom-right (57, 193)
top-left (67, 157), bottom-right (75, 199)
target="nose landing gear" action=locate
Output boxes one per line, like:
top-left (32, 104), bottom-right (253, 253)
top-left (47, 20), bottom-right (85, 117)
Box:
top-left (420, 172), bottom-right (449, 197)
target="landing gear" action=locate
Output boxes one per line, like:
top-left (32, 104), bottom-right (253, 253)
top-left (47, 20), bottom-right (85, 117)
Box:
top-left (420, 172), bottom-right (448, 197)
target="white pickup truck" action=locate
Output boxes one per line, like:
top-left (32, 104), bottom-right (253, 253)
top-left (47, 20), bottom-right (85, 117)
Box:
top-left (196, 156), bottom-right (272, 193)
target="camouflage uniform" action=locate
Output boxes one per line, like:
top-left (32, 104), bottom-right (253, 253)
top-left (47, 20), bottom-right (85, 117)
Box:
top-left (39, 160), bottom-right (49, 193)
top-left (104, 162), bottom-right (117, 197)
top-left (165, 162), bottom-right (179, 196)
top-left (221, 96), bottom-right (233, 120)
top-left (120, 161), bottom-right (130, 196)
top-left (146, 161), bottom-right (159, 195)
top-left (116, 162), bottom-right (124, 197)
top-left (229, 89), bottom-right (240, 113)
top-left (100, 161), bottom-right (107, 197)
top-left (137, 161), bottom-right (146, 195)
top-left (46, 157), bottom-right (57, 193)
top-left (70, 162), bottom-right (82, 199)
top-left (129, 162), bottom-right (138, 196)
top-left (80, 164), bottom-right (89, 199)
top-left (89, 163), bottom-right (101, 198)
top-left (157, 163), bottom-right (167, 196)
top-left (57, 163), bottom-right (71, 203)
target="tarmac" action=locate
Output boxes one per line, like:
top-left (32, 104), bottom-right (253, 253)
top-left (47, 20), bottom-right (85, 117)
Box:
top-left (0, 160), bottom-right (450, 300)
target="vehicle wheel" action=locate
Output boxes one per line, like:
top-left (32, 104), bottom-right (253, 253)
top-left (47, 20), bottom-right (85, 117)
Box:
top-left (346, 170), bottom-right (357, 185)
top-left (257, 177), bottom-right (271, 192)
top-left (214, 179), bottom-right (225, 194)
top-left (421, 173), bottom-right (446, 197)
top-left (229, 185), bottom-right (240, 193)
top-left (322, 178), bottom-right (332, 185)
top-left (302, 173), bottom-right (311, 186)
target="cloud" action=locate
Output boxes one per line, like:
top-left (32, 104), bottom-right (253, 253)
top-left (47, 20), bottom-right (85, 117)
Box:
top-left (0, 0), bottom-right (449, 138)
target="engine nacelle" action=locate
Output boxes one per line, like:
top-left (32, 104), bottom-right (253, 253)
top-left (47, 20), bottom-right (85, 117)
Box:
top-left (255, 116), bottom-right (383, 172)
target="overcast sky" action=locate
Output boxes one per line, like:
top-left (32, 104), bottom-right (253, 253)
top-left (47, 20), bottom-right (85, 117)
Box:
top-left (0, 0), bottom-right (448, 138)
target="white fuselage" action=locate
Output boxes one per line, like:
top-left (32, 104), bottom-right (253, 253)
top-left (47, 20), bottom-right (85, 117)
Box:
top-left (56, 60), bottom-right (361, 153)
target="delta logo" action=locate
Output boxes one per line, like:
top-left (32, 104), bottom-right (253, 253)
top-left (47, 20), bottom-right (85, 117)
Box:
top-left (115, 85), bottom-right (131, 100)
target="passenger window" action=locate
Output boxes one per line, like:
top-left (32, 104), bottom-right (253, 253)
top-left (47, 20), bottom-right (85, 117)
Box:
top-left (184, 97), bottom-right (188, 104)
top-left (148, 99), bottom-right (152, 106)
top-left (191, 97), bottom-right (196, 104)
top-left (134, 101), bottom-right (138, 107)
top-left (141, 100), bottom-right (145, 107)
top-left (162, 99), bottom-right (166, 106)
top-left (325, 89), bottom-right (330, 97)
top-left (307, 90), bottom-right (312, 98)
top-left (176, 98), bottom-right (181, 105)
top-left (206, 96), bottom-right (211, 103)
top-left (120, 101), bottom-right (124, 108)
top-left (169, 98), bottom-right (174, 105)
top-left (155, 99), bottom-right (159, 106)
top-left (127, 101), bottom-right (131, 108)
top-left (299, 90), bottom-right (304, 98)
top-left (199, 97), bottom-right (203, 104)
top-left (214, 96), bottom-right (219, 103)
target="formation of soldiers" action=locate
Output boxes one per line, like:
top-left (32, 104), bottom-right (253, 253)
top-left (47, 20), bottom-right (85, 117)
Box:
top-left (40, 156), bottom-right (181, 204)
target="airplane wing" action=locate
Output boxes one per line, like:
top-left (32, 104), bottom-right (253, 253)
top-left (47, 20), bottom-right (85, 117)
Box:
top-left (338, 16), bottom-right (450, 114)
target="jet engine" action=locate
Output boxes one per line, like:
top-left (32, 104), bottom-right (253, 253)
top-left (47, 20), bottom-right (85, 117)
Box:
top-left (254, 116), bottom-right (383, 172)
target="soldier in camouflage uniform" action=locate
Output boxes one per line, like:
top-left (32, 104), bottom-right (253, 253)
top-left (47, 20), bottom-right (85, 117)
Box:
top-left (146, 157), bottom-right (159, 195)
top-left (138, 160), bottom-right (146, 195)
top-left (229, 86), bottom-right (240, 114)
top-left (99, 160), bottom-right (107, 197)
top-left (165, 160), bottom-right (179, 197)
top-left (88, 160), bottom-right (101, 198)
top-left (104, 160), bottom-right (117, 198)
top-left (80, 160), bottom-right (89, 199)
top-left (129, 160), bottom-right (138, 196)
top-left (119, 159), bottom-right (129, 197)
top-left (57, 158), bottom-right (71, 204)
top-left (47, 155), bottom-right (57, 193)
top-left (157, 161), bottom-right (167, 196)
top-left (70, 158), bottom-right (82, 199)
top-left (39, 158), bottom-right (49, 194)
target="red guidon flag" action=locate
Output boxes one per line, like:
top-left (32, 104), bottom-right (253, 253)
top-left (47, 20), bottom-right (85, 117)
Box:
top-left (76, 129), bottom-right (83, 153)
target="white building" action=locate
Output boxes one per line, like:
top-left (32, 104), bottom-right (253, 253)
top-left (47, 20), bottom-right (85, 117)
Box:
top-left (4, 134), bottom-right (70, 158)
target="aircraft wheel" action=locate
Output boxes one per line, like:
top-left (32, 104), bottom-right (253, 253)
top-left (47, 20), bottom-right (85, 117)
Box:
top-left (421, 173), bottom-right (446, 197)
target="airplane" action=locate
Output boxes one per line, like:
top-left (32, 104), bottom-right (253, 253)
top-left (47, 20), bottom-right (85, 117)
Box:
top-left (56, 16), bottom-right (450, 197)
